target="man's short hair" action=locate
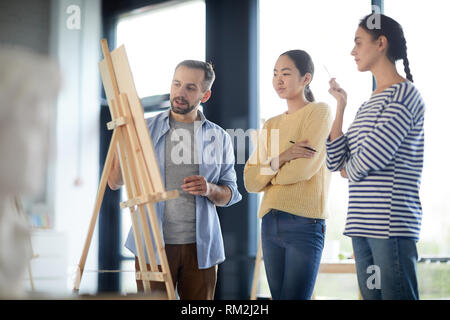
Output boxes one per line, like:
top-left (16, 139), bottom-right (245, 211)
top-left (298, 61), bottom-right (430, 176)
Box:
top-left (175, 60), bottom-right (215, 92)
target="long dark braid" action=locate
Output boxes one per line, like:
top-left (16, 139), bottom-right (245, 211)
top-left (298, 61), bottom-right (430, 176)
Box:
top-left (402, 43), bottom-right (414, 82)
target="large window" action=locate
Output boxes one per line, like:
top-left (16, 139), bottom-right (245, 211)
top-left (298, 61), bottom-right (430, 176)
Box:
top-left (115, 0), bottom-right (206, 294)
top-left (116, 0), bottom-right (206, 98)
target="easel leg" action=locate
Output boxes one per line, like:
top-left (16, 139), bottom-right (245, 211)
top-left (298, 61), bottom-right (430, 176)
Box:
top-left (73, 130), bottom-right (118, 292)
top-left (146, 204), bottom-right (176, 300)
top-left (27, 261), bottom-right (35, 292)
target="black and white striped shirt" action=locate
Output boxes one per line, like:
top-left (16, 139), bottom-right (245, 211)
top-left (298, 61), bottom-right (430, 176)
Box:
top-left (326, 81), bottom-right (425, 240)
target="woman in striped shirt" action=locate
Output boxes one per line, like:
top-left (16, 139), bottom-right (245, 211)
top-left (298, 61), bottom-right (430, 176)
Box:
top-left (326, 14), bottom-right (425, 300)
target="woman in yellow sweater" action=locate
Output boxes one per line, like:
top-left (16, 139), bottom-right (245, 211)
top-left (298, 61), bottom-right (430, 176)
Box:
top-left (244, 50), bottom-right (332, 300)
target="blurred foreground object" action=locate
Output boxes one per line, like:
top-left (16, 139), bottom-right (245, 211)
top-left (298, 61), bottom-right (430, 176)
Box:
top-left (0, 45), bottom-right (60, 298)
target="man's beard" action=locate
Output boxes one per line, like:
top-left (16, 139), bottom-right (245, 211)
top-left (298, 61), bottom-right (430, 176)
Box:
top-left (171, 97), bottom-right (197, 115)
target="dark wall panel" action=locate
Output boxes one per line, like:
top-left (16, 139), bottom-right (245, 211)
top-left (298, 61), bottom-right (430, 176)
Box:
top-left (205, 0), bottom-right (258, 300)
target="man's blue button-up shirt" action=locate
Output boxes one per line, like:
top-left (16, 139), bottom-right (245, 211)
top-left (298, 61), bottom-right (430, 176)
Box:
top-left (125, 110), bottom-right (242, 269)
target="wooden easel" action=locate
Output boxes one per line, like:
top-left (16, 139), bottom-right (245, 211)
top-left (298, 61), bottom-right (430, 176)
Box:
top-left (73, 39), bottom-right (178, 299)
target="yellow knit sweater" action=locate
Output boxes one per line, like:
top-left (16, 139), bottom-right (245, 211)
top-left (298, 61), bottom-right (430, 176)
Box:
top-left (244, 102), bottom-right (332, 219)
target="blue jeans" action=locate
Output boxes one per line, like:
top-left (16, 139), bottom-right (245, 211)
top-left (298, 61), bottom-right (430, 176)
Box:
top-left (352, 237), bottom-right (419, 300)
top-left (261, 209), bottom-right (325, 300)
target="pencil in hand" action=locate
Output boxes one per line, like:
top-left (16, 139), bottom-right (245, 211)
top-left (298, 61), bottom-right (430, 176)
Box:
top-left (289, 140), bottom-right (316, 152)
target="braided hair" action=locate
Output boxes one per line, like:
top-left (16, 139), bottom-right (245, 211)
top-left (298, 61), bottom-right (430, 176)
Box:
top-left (359, 14), bottom-right (413, 82)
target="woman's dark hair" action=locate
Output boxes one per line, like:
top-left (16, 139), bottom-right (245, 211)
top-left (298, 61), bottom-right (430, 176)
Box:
top-left (280, 50), bottom-right (315, 102)
top-left (359, 13), bottom-right (413, 82)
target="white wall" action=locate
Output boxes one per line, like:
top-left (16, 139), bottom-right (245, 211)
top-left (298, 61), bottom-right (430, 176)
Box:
top-left (48, 0), bottom-right (101, 294)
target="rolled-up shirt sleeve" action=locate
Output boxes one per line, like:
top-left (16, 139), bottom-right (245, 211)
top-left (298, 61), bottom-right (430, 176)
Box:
top-left (326, 133), bottom-right (350, 172)
top-left (218, 131), bottom-right (242, 207)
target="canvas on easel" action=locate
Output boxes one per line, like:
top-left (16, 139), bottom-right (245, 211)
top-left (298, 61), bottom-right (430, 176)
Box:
top-left (73, 39), bottom-right (178, 299)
